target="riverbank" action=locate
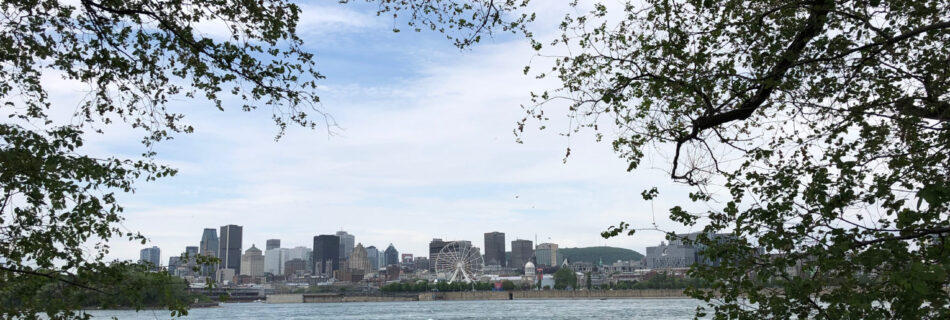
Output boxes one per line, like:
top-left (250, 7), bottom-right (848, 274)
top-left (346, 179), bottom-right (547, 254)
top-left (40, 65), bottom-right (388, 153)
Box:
top-left (266, 289), bottom-right (687, 304)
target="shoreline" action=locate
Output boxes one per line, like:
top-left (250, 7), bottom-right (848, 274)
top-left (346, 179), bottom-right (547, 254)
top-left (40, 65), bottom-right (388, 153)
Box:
top-left (267, 289), bottom-right (688, 304)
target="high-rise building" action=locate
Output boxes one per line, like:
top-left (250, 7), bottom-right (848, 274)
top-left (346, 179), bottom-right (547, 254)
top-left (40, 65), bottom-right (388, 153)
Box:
top-left (199, 228), bottom-right (218, 276)
top-left (335, 231), bottom-right (355, 260)
top-left (184, 246), bottom-right (200, 269)
top-left (264, 248), bottom-right (289, 275)
top-left (139, 246), bottom-right (161, 270)
top-left (511, 239), bottom-right (533, 271)
top-left (401, 253), bottom-right (413, 264)
top-left (349, 243), bottom-right (372, 274)
top-left (265, 239), bottom-right (281, 251)
top-left (384, 244), bottom-right (399, 267)
top-left (240, 244), bottom-right (264, 277)
top-left (484, 232), bottom-right (506, 267)
top-left (218, 225), bottom-right (243, 274)
top-left (428, 238), bottom-right (447, 271)
top-left (535, 243), bottom-right (559, 267)
top-left (366, 245), bottom-right (379, 271)
top-left (313, 235), bottom-right (340, 277)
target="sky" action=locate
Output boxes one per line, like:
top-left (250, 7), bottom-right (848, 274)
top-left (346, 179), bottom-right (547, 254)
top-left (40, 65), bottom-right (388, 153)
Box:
top-left (47, 0), bottom-right (708, 263)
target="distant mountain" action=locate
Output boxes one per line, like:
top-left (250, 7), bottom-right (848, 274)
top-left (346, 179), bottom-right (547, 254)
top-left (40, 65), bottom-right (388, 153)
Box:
top-left (557, 246), bottom-right (644, 264)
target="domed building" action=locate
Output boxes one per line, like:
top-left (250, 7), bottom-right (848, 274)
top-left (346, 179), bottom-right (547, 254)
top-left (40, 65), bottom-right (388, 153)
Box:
top-left (240, 244), bottom-right (264, 277)
top-left (524, 261), bottom-right (536, 277)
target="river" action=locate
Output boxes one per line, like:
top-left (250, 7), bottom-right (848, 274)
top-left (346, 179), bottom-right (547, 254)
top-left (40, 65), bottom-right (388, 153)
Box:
top-left (84, 298), bottom-right (706, 319)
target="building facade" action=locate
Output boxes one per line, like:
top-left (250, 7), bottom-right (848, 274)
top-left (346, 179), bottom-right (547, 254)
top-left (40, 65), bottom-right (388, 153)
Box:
top-left (313, 234), bottom-right (340, 277)
top-left (240, 244), bottom-right (265, 277)
top-left (264, 248), bottom-right (289, 275)
top-left (484, 232), bottom-right (506, 267)
top-left (139, 246), bottom-right (161, 270)
top-left (534, 243), bottom-right (559, 267)
top-left (199, 228), bottom-right (218, 276)
top-left (428, 238), bottom-right (447, 271)
top-left (218, 224), bottom-right (243, 274)
top-left (510, 239), bottom-right (533, 272)
top-left (349, 243), bottom-right (372, 274)
top-left (335, 231), bottom-right (355, 260)
top-left (384, 244), bottom-right (399, 267)
top-left (366, 245), bottom-right (379, 271)
top-left (284, 258), bottom-right (307, 276)
top-left (265, 239), bottom-right (281, 251)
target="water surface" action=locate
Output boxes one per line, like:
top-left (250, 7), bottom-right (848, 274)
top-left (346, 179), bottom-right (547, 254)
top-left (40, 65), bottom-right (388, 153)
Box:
top-left (85, 299), bottom-right (705, 319)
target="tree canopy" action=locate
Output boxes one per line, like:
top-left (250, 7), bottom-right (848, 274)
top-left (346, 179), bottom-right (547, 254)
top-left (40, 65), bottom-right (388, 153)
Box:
top-left (1, 0), bottom-right (327, 318)
top-left (519, 0), bottom-right (950, 318)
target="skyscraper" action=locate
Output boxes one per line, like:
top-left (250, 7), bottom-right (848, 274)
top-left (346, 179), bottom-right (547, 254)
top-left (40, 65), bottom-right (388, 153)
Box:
top-left (199, 228), bottom-right (218, 276)
top-left (349, 243), bottom-right (371, 274)
top-left (266, 239), bottom-right (281, 251)
top-left (484, 232), bottom-right (506, 267)
top-left (139, 246), bottom-right (161, 270)
top-left (535, 243), bottom-right (559, 267)
top-left (312, 234), bottom-right (340, 277)
top-left (428, 238), bottom-right (447, 271)
top-left (384, 244), bottom-right (399, 267)
top-left (218, 224), bottom-right (243, 274)
top-left (240, 244), bottom-right (265, 277)
top-left (366, 245), bottom-right (379, 271)
top-left (511, 239), bottom-right (533, 270)
top-left (335, 231), bottom-right (355, 260)
top-left (286, 246), bottom-right (312, 273)
top-left (264, 247), bottom-right (289, 275)
top-left (199, 228), bottom-right (218, 257)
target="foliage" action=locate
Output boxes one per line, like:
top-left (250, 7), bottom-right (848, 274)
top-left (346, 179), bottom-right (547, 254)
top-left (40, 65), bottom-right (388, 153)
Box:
top-left (553, 267), bottom-right (577, 290)
top-left (501, 280), bottom-right (516, 291)
top-left (557, 246), bottom-right (644, 264)
top-left (519, 0), bottom-right (950, 318)
top-left (0, 0), bottom-right (324, 318)
top-left (344, 0), bottom-right (534, 49)
top-left (613, 272), bottom-right (705, 290)
top-left (0, 261), bottom-right (199, 319)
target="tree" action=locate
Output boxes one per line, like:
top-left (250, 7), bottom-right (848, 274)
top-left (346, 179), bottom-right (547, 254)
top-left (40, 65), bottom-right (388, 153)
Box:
top-left (501, 279), bottom-right (516, 291)
top-left (518, 0), bottom-right (950, 318)
top-left (585, 272), bottom-right (592, 290)
top-left (553, 267), bottom-right (577, 290)
top-left (0, 0), bottom-right (334, 318)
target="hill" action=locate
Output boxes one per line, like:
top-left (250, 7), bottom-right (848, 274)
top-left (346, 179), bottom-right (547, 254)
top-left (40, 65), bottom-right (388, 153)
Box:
top-left (557, 246), bottom-right (644, 264)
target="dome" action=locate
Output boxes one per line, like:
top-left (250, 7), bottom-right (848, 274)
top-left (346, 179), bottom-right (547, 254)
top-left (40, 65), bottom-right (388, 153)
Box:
top-left (524, 261), bottom-right (536, 276)
top-left (525, 261), bottom-right (535, 269)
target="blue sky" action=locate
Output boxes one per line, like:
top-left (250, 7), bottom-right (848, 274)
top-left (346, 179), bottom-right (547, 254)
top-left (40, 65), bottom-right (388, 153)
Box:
top-left (47, 0), bottom-right (708, 262)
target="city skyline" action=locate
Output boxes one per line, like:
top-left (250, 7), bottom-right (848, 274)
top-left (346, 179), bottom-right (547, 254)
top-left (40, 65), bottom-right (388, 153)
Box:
top-left (94, 0), bottom-right (699, 264)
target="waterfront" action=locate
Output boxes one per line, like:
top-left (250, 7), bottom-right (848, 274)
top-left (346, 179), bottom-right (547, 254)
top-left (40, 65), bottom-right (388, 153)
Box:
top-left (85, 299), bottom-right (705, 319)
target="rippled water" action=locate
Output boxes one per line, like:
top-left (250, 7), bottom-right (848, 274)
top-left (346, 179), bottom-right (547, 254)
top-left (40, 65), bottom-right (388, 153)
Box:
top-left (85, 299), bottom-right (705, 319)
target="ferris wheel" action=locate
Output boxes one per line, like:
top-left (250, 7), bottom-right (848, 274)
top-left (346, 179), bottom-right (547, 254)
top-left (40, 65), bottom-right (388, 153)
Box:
top-left (435, 241), bottom-right (484, 283)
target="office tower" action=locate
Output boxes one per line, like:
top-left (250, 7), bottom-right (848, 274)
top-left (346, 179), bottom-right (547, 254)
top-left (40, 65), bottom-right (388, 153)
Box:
top-left (349, 243), bottom-right (371, 273)
top-left (428, 238), bottom-right (447, 271)
top-left (312, 235), bottom-right (340, 277)
top-left (366, 245), bottom-right (379, 271)
top-left (266, 239), bottom-right (281, 251)
top-left (335, 231), bottom-right (355, 260)
top-left (535, 243), bottom-right (559, 267)
top-left (168, 256), bottom-right (181, 272)
top-left (198, 228), bottom-right (218, 276)
top-left (511, 239), bottom-right (533, 270)
top-left (484, 232), bottom-right (506, 267)
top-left (199, 228), bottom-right (218, 257)
top-left (139, 246), bottom-right (161, 270)
top-left (265, 248), bottom-right (289, 275)
top-left (240, 244), bottom-right (264, 277)
top-left (384, 244), bottom-right (399, 267)
top-left (218, 224), bottom-right (243, 274)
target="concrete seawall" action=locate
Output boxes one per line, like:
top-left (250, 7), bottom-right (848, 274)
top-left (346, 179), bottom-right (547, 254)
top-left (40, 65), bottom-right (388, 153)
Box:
top-left (268, 290), bottom-right (686, 304)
